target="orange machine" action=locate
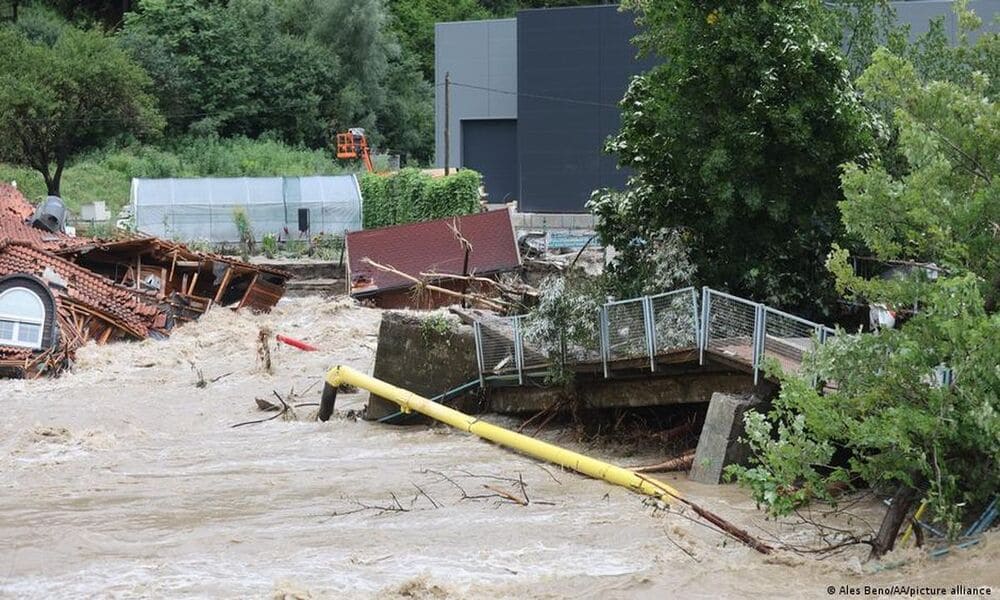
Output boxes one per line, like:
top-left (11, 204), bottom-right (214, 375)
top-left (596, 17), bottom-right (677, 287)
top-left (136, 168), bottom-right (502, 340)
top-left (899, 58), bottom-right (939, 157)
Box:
top-left (335, 127), bottom-right (374, 173)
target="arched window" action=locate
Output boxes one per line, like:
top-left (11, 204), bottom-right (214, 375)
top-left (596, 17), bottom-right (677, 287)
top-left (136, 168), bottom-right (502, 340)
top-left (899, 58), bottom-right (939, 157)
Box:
top-left (0, 287), bottom-right (46, 349)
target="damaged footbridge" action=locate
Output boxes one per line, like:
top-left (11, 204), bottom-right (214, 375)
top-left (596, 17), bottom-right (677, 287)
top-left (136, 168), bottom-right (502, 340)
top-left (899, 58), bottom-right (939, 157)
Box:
top-left (472, 286), bottom-right (836, 398)
top-left (315, 286), bottom-right (837, 554)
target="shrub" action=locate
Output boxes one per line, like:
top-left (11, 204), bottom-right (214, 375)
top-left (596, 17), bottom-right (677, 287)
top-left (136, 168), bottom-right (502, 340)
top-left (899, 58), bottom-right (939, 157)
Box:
top-left (261, 232), bottom-right (278, 259)
top-left (360, 168), bottom-right (481, 228)
top-left (232, 207), bottom-right (254, 259)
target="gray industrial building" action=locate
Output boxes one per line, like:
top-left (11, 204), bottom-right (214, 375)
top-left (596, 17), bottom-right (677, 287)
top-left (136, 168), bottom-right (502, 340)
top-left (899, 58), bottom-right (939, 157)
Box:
top-left (435, 1), bottom-right (1000, 214)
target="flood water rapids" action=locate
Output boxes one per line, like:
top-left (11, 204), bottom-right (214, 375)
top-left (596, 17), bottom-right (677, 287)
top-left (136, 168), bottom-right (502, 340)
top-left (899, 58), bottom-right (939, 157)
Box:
top-left (1, 298), bottom-right (996, 599)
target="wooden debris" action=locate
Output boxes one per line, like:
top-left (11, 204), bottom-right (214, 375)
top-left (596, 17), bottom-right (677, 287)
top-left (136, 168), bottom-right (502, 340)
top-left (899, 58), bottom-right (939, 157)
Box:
top-left (255, 397), bottom-right (280, 411)
top-left (635, 472), bottom-right (773, 554)
top-left (361, 258), bottom-right (509, 311)
top-left (483, 484), bottom-right (528, 506)
top-left (257, 327), bottom-right (273, 374)
top-left (631, 450), bottom-right (697, 473)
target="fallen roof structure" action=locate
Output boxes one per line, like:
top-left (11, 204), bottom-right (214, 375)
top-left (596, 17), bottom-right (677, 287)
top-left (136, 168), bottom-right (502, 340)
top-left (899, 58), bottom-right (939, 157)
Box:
top-left (0, 183), bottom-right (290, 378)
top-left (345, 208), bottom-right (521, 309)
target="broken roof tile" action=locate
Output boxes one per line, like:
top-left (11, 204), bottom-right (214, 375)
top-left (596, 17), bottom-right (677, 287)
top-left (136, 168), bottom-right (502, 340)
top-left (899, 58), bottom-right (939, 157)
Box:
top-left (0, 241), bottom-right (158, 338)
top-left (0, 184), bottom-right (93, 252)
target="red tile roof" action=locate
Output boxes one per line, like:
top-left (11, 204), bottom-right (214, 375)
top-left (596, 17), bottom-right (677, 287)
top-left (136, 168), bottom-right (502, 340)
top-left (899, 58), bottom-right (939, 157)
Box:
top-left (346, 209), bottom-right (520, 295)
top-left (0, 346), bottom-right (32, 363)
top-left (0, 241), bottom-right (160, 338)
top-left (1, 184), bottom-right (290, 279)
top-left (0, 184), bottom-right (93, 252)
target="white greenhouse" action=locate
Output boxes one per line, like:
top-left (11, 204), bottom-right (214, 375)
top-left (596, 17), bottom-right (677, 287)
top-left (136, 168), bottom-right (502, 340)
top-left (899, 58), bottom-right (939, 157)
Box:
top-left (130, 175), bottom-right (363, 243)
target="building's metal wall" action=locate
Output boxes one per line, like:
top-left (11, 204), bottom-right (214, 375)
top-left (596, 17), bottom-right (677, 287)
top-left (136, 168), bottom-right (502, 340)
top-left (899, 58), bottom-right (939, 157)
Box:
top-left (434, 19), bottom-right (517, 170)
top-left (516, 5), bottom-right (656, 213)
top-left (435, 1), bottom-right (1000, 214)
top-left (895, 0), bottom-right (999, 41)
top-left (461, 119), bottom-right (519, 205)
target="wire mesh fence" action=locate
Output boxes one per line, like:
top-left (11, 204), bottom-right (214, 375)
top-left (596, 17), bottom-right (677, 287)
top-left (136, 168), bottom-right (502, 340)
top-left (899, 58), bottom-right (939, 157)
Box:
top-left (650, 288), bottom-right (699, 354)
top-left (605, 298), bottom-right (650, 362)
top-left (472, 286), bottom-right (835, 385)
top-left (762, 308), bottom-right (820, 374)
top-left (475, 315), bottom-right (520, 377)
top-left (703, 290), bottom-right (758, 365)
top-left (519, 315), bottom-right (601, 367)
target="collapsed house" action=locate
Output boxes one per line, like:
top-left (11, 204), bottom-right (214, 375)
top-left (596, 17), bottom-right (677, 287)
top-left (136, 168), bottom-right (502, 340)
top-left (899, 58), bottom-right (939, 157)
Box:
top-left (345, 208), bottom-right (521, 309)
top-left (0, 183), bottom-right (289, 378)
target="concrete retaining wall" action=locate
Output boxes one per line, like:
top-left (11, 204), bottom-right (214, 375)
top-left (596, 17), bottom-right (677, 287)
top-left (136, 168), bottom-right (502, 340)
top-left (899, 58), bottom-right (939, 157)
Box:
top-left (367, 311), bottom-right (480, 420)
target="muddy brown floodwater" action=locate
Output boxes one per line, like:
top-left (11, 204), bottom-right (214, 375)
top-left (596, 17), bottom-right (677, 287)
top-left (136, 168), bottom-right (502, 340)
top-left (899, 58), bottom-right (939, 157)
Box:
top-left (1, 298), bottom-right (996, 599)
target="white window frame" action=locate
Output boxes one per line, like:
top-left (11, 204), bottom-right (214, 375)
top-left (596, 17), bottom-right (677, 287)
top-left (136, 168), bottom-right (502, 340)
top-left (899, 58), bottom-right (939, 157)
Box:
top-left (0, 287), bottom-right (46, 350)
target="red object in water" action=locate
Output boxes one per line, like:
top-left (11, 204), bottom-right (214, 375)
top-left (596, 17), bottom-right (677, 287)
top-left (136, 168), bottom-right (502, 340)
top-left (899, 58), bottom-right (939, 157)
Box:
top-left (276, 334), bottom-right (318, 352)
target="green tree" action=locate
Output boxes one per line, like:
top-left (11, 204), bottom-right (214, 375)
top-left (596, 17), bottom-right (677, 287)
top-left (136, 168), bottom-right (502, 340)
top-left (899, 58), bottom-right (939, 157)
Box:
top-left (120, 0), bottom-right (338, 146)
top-left (0, 25), bottom-right (162, 196)
top-left (38, 0), bottom-right (136, 27)
top-left (730, 17), bottom-right (999, 558)
top-left (283, 0), bottom-right (434, 163)
top-left (590, 1), bottom-right (874, 314)
top-left (389, 0), bottom-right (490, 80)
top-left (818, 0), bottom-right (899, 78)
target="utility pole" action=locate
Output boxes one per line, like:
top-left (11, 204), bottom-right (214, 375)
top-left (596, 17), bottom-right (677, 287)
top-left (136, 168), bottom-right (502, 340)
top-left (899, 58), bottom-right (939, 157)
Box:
top-left (444, 71), bottom-right (451, 176)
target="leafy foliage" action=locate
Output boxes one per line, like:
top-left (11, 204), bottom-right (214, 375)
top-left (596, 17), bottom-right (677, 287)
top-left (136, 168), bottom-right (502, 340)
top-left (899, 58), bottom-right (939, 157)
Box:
top-left (388, 0), bottom-right (490, 80)
top-left (0, 22), bottom-right (162, 195)
top-left (232, 206), bottom-right (254, 260)
top-left (261, 232), bottom-right (278, 259)
top-left (592, 1), bottom-right (875, 315)
top-left (278, 0), bottom-right (434, 163)
top-left (522, 273), bottom-right (606, 385)
top-left (815, 0), bottom-right (900, 79)
top-left (597, 225), bottom-right (697, 299)
top-left (116, 0), bottom-right (434, 163)
top-left (120, 0), bottom-right (337, 146)
top-left (360, 168), bottom-right (481, 228)
top-left (730, 16), bottom-right (999, 540)
top-left (835, 57), bottom-right (999, 308)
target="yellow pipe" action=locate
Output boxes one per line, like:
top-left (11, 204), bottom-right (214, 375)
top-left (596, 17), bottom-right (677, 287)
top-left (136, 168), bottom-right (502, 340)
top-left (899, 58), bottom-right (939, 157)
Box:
top-left (322, 364), bottom-right (772, 554)
top-left (325, 364), bottom-right (683, 499)
top-left (901, 499), bottom-right (928, 547)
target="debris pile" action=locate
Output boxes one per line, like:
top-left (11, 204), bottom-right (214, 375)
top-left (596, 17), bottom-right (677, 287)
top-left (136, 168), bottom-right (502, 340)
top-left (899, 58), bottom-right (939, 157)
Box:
top-left (0, 184), bottom-right (290, 378)
top-left (345, 209), bottom-right (524, 310)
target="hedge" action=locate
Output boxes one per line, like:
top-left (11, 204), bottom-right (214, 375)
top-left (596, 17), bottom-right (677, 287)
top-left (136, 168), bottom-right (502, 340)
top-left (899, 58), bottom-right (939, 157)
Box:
top-left (361, 168), bottom-right (482, 228)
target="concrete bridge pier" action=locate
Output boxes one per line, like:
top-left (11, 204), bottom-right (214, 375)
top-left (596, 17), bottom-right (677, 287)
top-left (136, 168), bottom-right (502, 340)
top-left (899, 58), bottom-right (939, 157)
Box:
top-left (688, 392), bottom-right (769, 484)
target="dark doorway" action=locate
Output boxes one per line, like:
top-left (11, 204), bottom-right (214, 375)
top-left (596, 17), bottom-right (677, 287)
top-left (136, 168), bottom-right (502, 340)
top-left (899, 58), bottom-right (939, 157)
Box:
top-left (461, 119), bottom-right (518, 205)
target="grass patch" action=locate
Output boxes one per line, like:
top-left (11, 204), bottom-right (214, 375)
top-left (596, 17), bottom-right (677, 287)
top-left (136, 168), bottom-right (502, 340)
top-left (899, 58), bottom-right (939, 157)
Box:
top-left (0, 136), bottom-right (352, 214)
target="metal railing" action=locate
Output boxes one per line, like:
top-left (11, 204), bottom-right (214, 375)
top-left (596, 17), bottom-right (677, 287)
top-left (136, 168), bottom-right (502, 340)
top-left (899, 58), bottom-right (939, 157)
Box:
top-left (700, 288), bottom-right (760, 373)
top-left (474, 315), bottom-right (522, 386)
top-left (651, 287), bottom-right (701, 352)
top-left (473, 286), bottom-right (834, 386)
